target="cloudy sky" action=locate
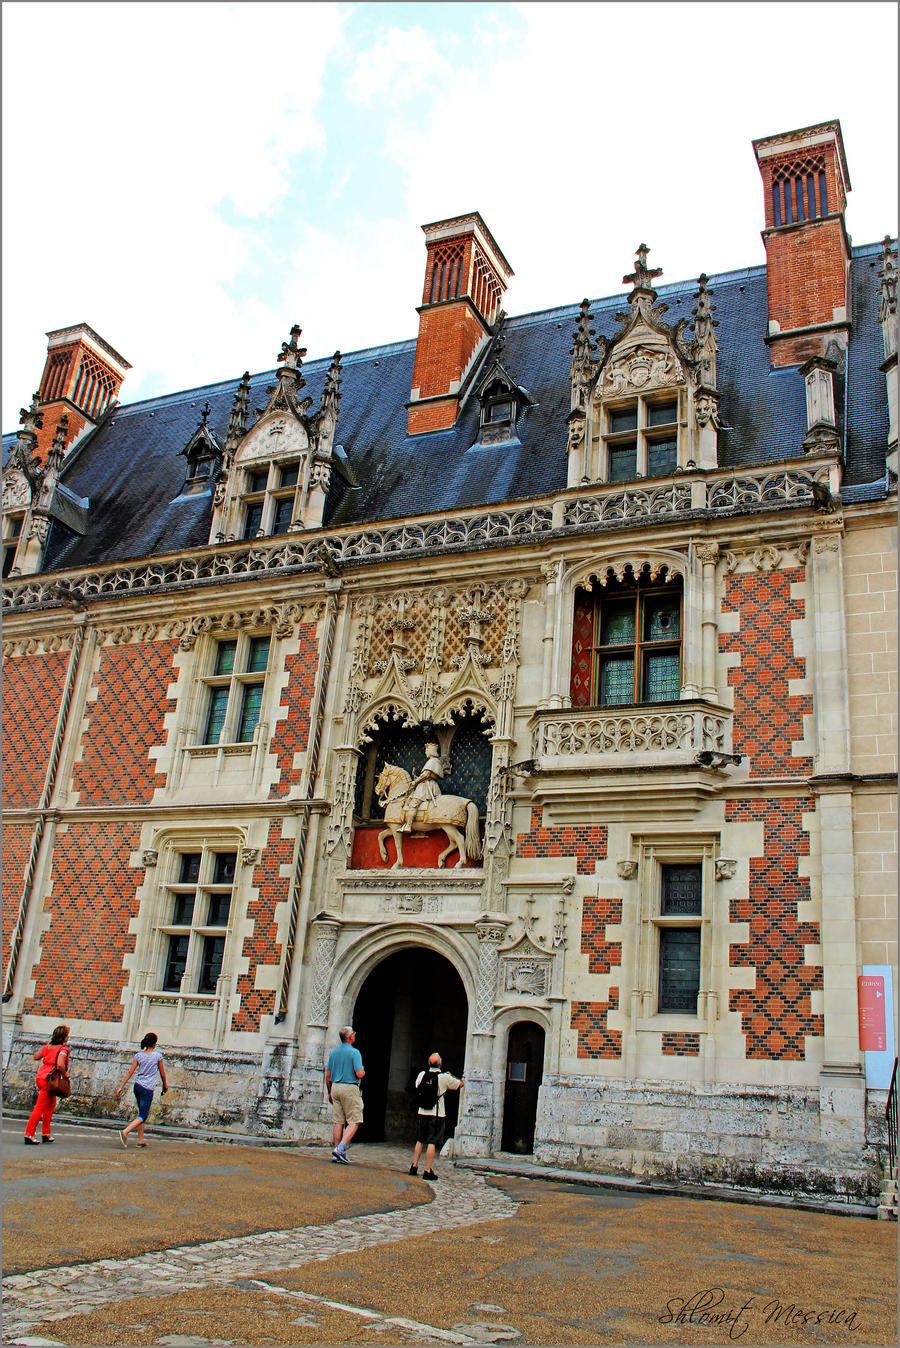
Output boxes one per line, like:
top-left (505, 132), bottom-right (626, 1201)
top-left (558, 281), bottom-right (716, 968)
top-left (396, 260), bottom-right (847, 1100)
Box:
top-left (3, 1), bottom-right (897, 422)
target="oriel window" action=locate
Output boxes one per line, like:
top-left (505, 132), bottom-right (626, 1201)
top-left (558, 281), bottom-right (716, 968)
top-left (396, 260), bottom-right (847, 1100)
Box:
top-left (572, 573), bottom-right (682, 707)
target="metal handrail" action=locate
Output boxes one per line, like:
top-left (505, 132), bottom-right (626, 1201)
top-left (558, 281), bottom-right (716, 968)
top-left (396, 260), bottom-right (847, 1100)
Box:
top-left (886, 1057), bottom-right (898, 1177)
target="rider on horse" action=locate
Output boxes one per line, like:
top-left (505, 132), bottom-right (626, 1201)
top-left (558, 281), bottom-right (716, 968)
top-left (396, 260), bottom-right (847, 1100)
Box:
top-left (400, 743), bottom-right (444, 832)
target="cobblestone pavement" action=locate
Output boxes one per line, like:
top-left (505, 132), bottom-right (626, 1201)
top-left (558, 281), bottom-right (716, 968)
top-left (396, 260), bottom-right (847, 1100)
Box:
top-left (3, 1145), bottom-right (516, 1344)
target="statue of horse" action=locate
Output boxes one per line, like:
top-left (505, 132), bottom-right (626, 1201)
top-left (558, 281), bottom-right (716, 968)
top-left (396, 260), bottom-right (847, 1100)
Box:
top-left (374, 763), bottom-right (483, 869)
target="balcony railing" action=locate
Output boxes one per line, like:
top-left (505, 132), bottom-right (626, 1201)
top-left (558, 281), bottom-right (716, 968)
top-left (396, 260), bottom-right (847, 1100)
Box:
top-left (532, 699), bottom-right (731, 768)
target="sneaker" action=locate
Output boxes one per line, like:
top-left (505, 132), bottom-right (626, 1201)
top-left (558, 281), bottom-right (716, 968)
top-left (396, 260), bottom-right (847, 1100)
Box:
top-left (23, 1137), bottom-right (40, 1145)
top-left (118, 1130), bottom-right (128, 1149)
top-left (422, 1169), bottom-right (438, 1180)
top-left (408, 1165), bottom-right (418, 1175)
top-left (41, 1136), bottom-right (53, 1143)
top-left (331, 1148), bottom-right (349, 1164)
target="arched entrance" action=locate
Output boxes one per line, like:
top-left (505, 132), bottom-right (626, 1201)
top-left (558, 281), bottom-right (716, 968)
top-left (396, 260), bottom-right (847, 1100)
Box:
top-left (501, 1020), bottom-right (545, 1154)
top-left (353, 948), bottom-right (468, 1144)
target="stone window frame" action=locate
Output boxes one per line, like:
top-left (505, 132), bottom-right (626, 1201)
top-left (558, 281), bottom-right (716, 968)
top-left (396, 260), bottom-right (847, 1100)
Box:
top-left (1, 509), bottom-right (26, 577)
top-left (191, 629), bottom-right (274, 750)
top-left (158, 844), bottom-right (238, 995)
top-left (631, 832), bottom-right (719, 1033)
top-left (599, 389), bottom-right (683, 484)
top-left (239, 458), bottom-right (302, 540)
top-left (573, 571), bottom-right (684, 708)
top-left (129, 827), bottom-right (248, 1044)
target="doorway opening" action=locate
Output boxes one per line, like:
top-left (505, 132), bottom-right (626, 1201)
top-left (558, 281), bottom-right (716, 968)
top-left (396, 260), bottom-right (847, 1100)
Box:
top-left (352, 947), bottom-right (468, 1144)
top-left (501, 1020), bottom-right (545, 1154)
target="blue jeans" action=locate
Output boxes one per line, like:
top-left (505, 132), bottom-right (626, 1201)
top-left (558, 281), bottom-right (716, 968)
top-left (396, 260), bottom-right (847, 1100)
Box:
top-left (133, 1083), bottom-right (154, 1121)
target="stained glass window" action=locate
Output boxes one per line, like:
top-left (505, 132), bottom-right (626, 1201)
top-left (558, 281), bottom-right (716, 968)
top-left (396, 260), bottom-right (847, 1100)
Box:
top-left (661, 864), bottom-right (702, 915)
top-left (582, 575), bottom-right (682, 707)
top-left (599, 656), bottom-right (634, 705)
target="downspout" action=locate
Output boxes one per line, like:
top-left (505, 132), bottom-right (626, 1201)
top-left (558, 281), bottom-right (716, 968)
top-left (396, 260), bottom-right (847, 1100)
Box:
top-left (3, 613), bottom-right (87, 1002)
top-left (274, 575), bottom-right (341, 1023)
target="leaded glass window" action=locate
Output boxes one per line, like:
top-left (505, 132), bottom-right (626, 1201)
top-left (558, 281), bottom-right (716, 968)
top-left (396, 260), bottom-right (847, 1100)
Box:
top-left (160, 846), bottom-right (238, 994)
top-left (577, 574), bottom-right (682, 707)
top-left (658, 928), bottom-right (701, 1013)
top-left (200, 634), bottom-right (271, 745)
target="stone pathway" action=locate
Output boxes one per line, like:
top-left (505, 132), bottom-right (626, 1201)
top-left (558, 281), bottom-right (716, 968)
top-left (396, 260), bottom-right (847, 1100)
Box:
top-left (2, 1151), bottom-right (518, 1343)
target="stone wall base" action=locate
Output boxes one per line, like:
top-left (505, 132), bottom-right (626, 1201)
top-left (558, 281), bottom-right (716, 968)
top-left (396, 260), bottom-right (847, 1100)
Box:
top-left (534, 1075), bottom-right (885, 1203)
top-left (2, 1034), bottom-right (887, 1200)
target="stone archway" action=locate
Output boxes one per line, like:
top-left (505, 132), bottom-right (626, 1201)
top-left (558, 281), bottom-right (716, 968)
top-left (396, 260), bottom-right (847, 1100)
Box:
top-left (352, 948), bottom-right (468, 1144)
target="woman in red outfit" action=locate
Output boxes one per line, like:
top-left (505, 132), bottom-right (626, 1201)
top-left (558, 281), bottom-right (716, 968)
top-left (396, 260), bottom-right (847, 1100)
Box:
top-left (24, 1024), bottom-right (70, 1144)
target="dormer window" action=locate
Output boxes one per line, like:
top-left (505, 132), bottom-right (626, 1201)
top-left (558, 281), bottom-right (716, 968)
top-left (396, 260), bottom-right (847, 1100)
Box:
top-left (477, 374), bottom-right (525, 446)
top-left (602, 395), bottom-right (679, 482)
top-left (240, 460), bottom-right (301, 540)
top-left (1, 512), bottom-right (25, 577)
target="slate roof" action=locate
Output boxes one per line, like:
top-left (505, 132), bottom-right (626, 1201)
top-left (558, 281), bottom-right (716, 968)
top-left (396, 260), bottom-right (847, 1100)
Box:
top-left (4, 241), bottom-right (891, 575)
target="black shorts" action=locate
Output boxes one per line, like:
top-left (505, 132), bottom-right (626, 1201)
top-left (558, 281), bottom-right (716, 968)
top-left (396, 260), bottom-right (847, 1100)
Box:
top-left (415, 1114), bottom-right (446, 1148)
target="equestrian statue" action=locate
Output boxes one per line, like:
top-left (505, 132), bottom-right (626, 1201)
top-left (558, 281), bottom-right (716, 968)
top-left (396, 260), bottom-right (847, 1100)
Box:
top-left (374, 742), bottom-right (482, 868)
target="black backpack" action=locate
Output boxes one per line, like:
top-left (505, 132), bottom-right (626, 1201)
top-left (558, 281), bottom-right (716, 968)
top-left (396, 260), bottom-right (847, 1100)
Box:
top-left (414, 1067), bottom-right (440, 1110)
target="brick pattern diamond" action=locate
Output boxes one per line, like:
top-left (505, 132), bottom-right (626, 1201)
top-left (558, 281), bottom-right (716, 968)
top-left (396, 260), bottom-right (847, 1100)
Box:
top-left (569, 589), bottom-right (595, 708)
top-left (74, 641), bottom-right (177, 805)
top-left (580, 894), bottom-right (622, 974)
top-left (2, 823), bottom-right (33, 962)
top-left (269, 624), bottom-right (318, 797)
top-left (571, 990), bottom-right (622, 1058)
top-left (516, 806), bottom-right (607, 875)
top-left (1, 653), bottom-right (69, 807)
top-left (726, 797), bottom-right (823, 1060)
top-left (720, 568), bottom-right (813, 778)
top-left (231, 820), bottom-right (295, 1032)
top-left (25, 821), bottom-right (142, 1021)
top-left (662, 1032), bottom-right (701, 1056)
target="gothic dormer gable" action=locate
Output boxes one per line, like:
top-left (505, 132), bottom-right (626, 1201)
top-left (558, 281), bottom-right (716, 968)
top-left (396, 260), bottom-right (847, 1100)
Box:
top-left (209, 327), bottom-right (345, 542)
top-left (472, 326), bottom-right (534, 446)
top-left (567, 247), bottom-right (721, 486)
top-left (179, 402), bottom-right (222, 494)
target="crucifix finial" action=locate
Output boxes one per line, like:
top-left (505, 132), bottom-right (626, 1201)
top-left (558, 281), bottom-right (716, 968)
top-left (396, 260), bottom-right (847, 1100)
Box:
top-left (278, 324), bottom-right (307, 371)
top-left (623, 243), bottom-right (663, 293)
top-left (200, 400), bottom-right (211, 426)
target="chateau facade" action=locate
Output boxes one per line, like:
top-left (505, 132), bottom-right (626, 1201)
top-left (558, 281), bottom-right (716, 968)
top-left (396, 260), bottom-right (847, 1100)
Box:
top-left (3, 120), bottom-right (897, 1201)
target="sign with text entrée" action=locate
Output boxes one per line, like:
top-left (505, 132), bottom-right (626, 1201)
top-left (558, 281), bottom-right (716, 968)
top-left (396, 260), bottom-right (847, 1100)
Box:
top-left (858, 966), bottom-right (895, 1089)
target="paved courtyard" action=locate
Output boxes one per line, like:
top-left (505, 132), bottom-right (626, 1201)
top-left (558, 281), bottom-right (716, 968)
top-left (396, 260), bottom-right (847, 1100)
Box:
top-left (2, 1118), bottom-right (896, 1346)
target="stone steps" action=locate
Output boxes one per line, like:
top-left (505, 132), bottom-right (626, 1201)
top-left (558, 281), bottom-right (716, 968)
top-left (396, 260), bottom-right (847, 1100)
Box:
top-left (876, 1168), bottom-right (897, 1221)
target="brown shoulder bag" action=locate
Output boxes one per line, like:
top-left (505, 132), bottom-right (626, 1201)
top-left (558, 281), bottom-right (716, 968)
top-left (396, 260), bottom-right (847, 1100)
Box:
top-left (45, 1050), bottom-right (71, 1099)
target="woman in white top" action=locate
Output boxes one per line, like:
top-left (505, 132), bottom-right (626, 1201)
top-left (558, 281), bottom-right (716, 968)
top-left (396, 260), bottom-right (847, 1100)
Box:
top-left (116, 1032), bottom-right (168, 1148)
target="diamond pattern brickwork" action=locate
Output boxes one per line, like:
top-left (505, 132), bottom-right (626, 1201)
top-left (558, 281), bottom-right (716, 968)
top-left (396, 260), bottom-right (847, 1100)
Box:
top-left (231, 819), bottom-right (295, 1032)
top-left (571, 990), bottom-right (622, 1058)
top-left (580, 894), bottom-right (622, 974)
top-left (720, 568), bottom-right (813, 778)
top-left (73, 642), bottom-right (177, 804)
top-left (516, 807), bottom-right (607, 875)
top-left (2, 824), bottom-right (32, 963)
top-left (726, 797), bottom-right (823, 1060)
top-left (1, 652), bottom-right (69, 807)
top-left (25, 821), bottom-right (142, 1021)
top-left (269, 623), bottom-right (319, 797)
top-left (662, 1032), bottom-right (701, 1056)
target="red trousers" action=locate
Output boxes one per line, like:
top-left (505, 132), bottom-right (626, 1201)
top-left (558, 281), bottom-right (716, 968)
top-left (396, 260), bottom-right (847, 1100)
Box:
top-left (25, 1086), bottom-right (57, 1139)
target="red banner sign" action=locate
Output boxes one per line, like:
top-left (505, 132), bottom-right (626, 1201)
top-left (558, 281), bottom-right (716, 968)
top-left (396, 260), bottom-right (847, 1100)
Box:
top-left (858, 975), bottom-right (887, 1052)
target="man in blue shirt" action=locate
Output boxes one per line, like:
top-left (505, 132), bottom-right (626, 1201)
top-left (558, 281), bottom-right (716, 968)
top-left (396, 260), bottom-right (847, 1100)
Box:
top-left (325, 1026), bottom-right (365, 1163)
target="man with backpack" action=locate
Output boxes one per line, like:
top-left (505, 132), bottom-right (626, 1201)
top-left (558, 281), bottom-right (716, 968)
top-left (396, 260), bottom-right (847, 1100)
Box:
top-left (409, 1051), bottom-right (463, 1181)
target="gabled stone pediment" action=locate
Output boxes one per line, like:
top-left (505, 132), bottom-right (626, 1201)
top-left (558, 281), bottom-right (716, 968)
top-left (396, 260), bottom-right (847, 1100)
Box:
top-left (235, 410), bottom-right (310, 465)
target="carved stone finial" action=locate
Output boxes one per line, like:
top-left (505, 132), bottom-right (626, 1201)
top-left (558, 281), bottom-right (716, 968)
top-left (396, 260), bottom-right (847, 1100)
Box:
top-left (320, 351), bottom-right (343, 423)
top-left (19, 393), bottom-right (44, 437)
top-left (691, 275), bottom-right (718, 343)
top-left (46, 414), bottom-right (69, 474)
top-left (623, 243), bottom-right (663, 295)
top-left (879, 236), bottom-right (897, 321)
top-left (277, 324), bottom-right (307, 383)
top-left (225, 372), bottom-right (251, 452)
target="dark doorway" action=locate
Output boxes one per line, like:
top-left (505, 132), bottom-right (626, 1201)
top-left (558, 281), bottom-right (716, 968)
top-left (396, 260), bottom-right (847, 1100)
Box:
top-left (352, 948), bottom-right (468, 1144)
top-left (501, 1020), bottom-right (545, 1154)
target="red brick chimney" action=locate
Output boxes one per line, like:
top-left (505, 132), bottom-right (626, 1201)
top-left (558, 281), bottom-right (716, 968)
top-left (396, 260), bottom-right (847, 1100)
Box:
top-left (753, 120), bottom-right (852, 368)
top-left (407, 213), bottom-right (513, 435)
top-left (34, 323), bottom-right (131, 460)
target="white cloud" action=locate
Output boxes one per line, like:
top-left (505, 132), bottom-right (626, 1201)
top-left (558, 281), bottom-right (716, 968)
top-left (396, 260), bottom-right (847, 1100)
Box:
top-left (2, 1), bottom-right (347, 414)
top-left (2, 2), bottom-right (896, 425)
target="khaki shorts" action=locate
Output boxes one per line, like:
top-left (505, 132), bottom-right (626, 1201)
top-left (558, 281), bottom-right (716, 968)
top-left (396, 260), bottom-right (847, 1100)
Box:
top-left (331, 1082), bottom-right (364, 1126)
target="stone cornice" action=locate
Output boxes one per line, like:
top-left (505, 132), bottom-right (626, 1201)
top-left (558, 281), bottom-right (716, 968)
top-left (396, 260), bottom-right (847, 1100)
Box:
top-left (0, 455), bottom-right (847, 616)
